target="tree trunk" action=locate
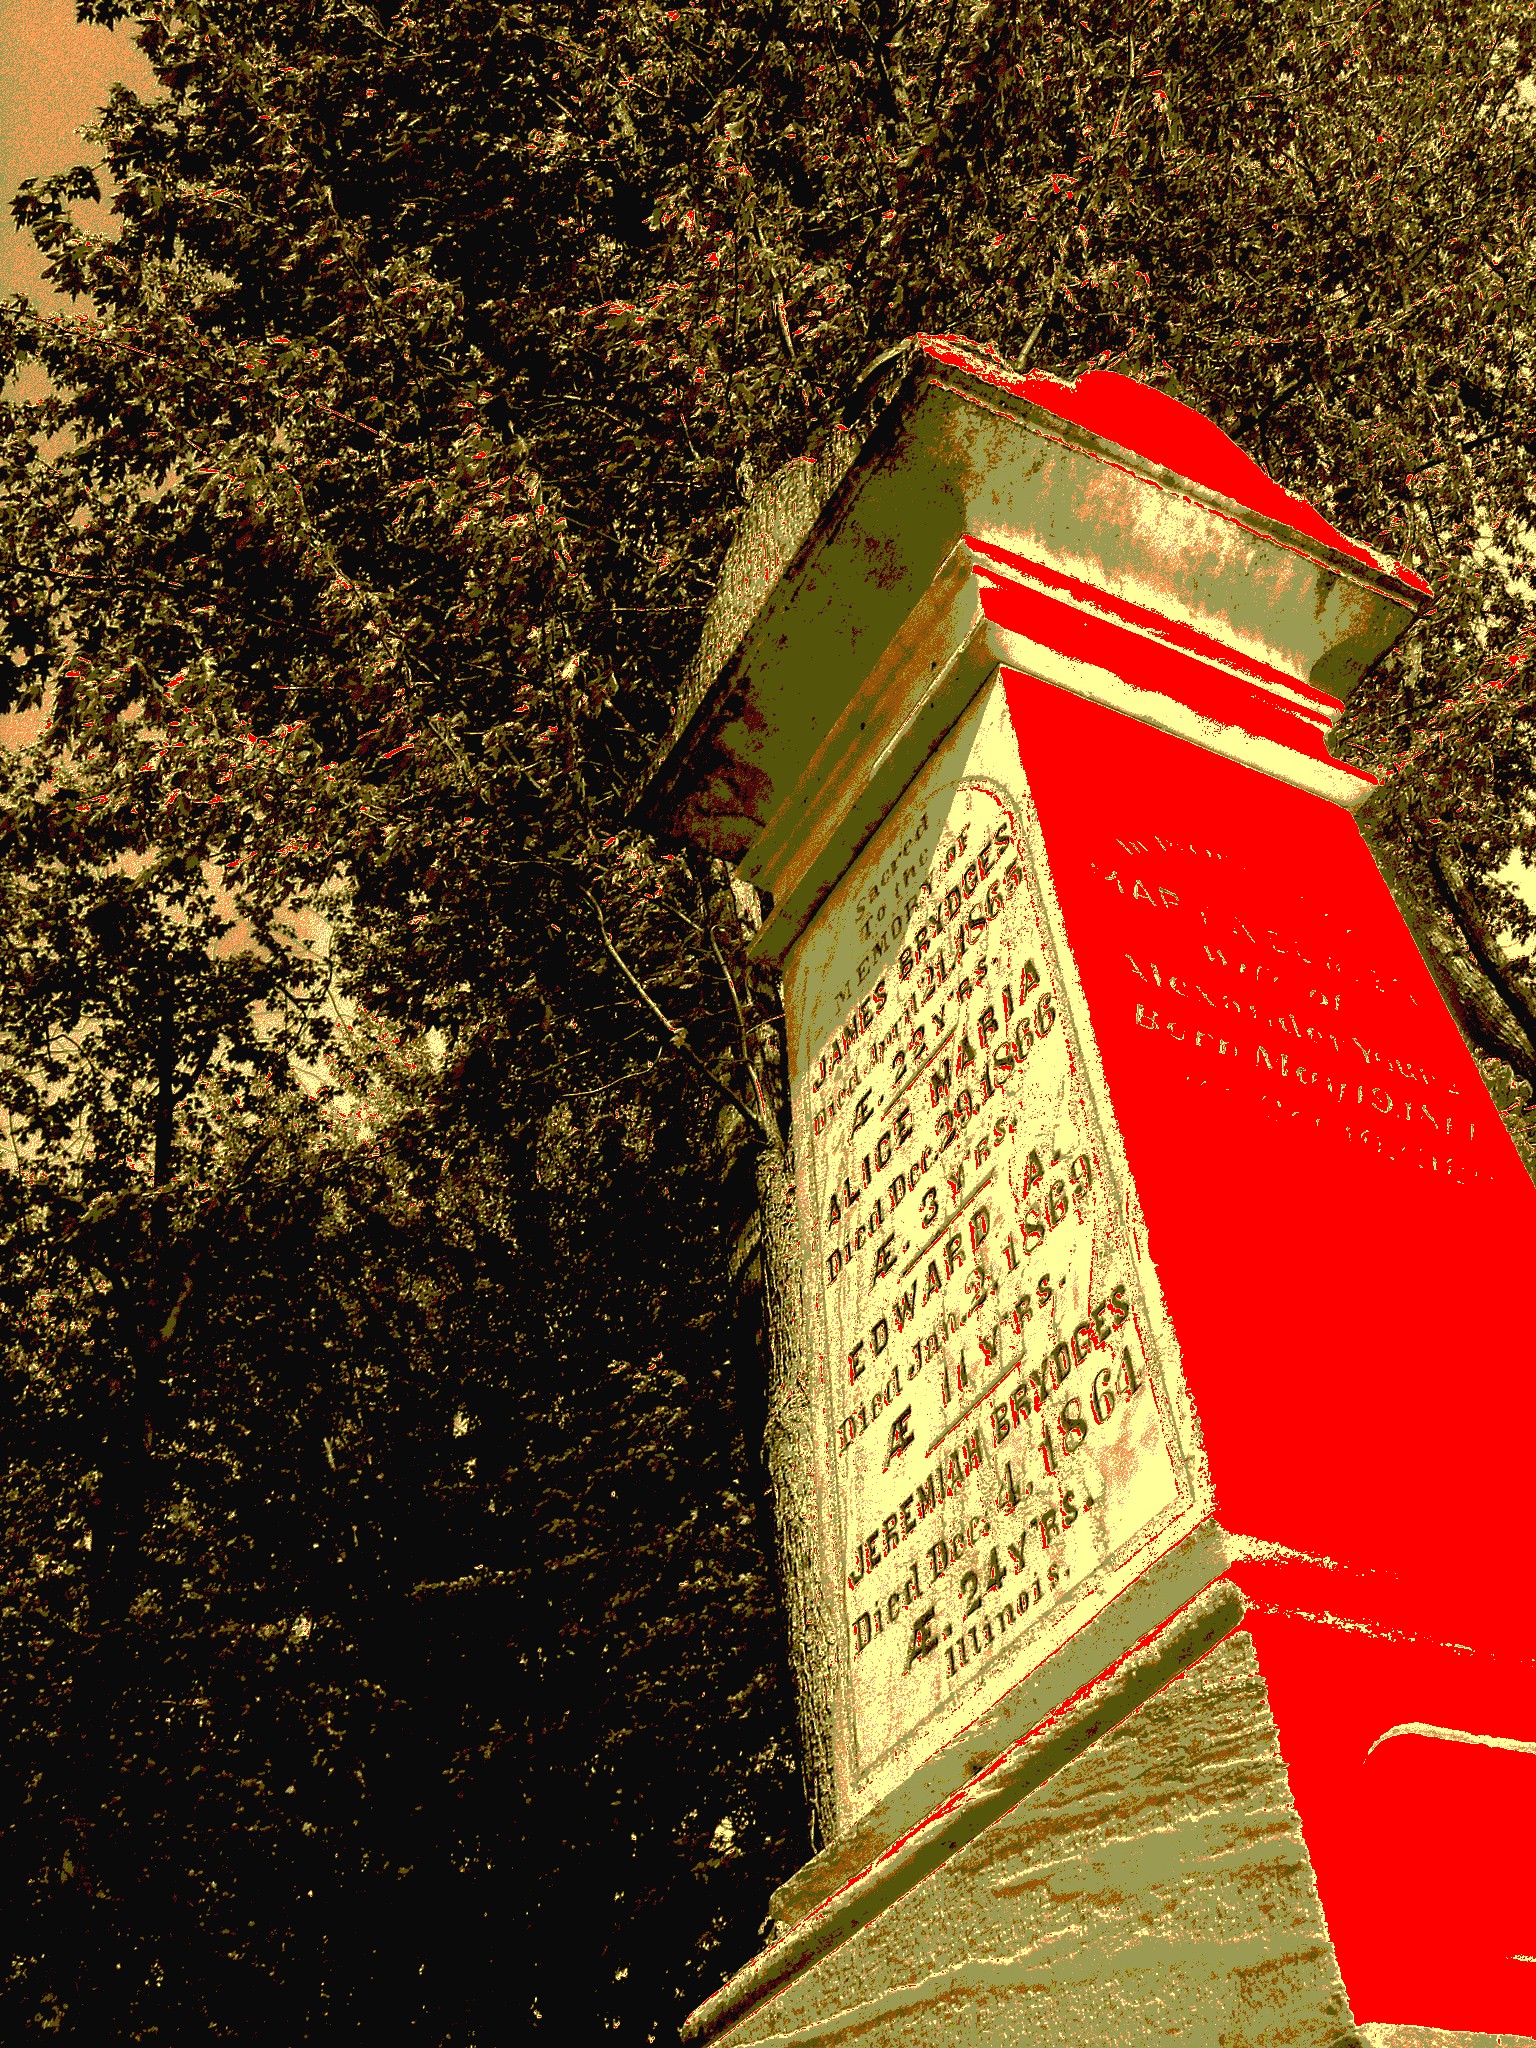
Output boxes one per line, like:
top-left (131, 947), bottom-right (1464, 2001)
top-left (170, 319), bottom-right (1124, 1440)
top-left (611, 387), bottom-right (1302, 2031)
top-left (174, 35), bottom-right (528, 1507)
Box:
top-left (1357, 800), bottom-right (1536, 1093)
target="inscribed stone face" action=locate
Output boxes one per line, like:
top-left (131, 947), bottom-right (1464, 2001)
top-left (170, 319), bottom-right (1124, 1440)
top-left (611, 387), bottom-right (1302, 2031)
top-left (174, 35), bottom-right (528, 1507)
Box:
top-left (785, 679), bottom-right (1211, 1816)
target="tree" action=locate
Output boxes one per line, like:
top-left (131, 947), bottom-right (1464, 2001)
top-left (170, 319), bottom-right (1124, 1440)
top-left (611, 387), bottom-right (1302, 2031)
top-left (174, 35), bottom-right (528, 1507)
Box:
top-left (1, 0), bottom-right (1533, 2037)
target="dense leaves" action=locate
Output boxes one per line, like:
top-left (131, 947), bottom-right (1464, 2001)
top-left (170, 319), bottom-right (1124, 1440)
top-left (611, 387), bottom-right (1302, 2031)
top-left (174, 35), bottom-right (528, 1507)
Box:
top-left (1, 0), bottom-right (1534, 2037)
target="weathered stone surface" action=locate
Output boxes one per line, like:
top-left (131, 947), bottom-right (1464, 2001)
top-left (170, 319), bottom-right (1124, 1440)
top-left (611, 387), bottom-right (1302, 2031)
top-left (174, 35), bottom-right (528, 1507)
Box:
top-left (641, 341), bottom-right (1425, 874)
top-left (702, 1631), bottom-right (1355, 2047)
top-left (781, 678), bottom-right (1213, 1830)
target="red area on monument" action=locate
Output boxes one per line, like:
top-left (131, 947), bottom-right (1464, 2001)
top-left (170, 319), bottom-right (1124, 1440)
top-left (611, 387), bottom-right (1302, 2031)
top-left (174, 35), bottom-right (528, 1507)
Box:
top-left (1000, 667), bottom-right (1535, 2035)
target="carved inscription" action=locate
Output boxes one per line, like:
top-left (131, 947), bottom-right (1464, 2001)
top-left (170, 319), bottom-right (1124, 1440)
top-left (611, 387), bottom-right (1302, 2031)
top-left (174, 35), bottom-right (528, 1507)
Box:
top-left (1087, 833), bottom-right (1484, 1182)
top-left (787, 691), bottom-right (1207, 1791)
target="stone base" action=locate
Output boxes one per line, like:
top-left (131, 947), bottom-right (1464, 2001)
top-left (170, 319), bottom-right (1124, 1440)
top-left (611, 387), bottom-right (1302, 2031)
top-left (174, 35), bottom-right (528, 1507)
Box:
top-left (1362, 2034), bottom-right (1535, 2048)
top-left (685, 1621), bottom-right (1529, 2047)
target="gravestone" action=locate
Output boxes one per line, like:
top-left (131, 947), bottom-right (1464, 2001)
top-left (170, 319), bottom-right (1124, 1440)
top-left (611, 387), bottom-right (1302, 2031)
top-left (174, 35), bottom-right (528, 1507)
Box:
top-left (642, 338), bottom-right (1536, 2045)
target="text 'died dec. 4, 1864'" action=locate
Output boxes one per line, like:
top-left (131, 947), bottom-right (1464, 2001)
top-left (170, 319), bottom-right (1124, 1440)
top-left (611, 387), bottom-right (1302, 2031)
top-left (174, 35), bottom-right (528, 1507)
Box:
top-left (785, 686), bottom-right (1210, 1794)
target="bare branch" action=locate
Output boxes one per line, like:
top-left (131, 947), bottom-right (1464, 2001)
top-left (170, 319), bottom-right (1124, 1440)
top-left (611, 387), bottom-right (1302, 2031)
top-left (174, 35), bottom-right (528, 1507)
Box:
top-left (157, 1262), bottom-right (199, 1346)
top-left (561, 1055), bottom-right (668, 1102)
top-left (583, 889), bottom-right (768, 1145)
top-left (752, 227), bottom-right (797, 361)
top-left (690, 854), bottom-right (776, 1138)
top-left (687, 857), bottom-right (752, 1058)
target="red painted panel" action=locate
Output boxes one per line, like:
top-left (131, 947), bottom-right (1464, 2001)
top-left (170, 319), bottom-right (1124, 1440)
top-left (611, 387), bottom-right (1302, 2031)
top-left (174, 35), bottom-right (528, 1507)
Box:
top-left (1001, 666), bottom-right (1536, 2031)
top-left (1238, 1612), bottom-right (1536, 2032)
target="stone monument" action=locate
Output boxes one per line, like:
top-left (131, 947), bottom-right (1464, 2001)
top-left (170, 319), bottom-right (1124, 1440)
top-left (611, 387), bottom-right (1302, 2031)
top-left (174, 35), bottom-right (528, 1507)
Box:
top-left (641, 337), bottom-right (1536, 2044)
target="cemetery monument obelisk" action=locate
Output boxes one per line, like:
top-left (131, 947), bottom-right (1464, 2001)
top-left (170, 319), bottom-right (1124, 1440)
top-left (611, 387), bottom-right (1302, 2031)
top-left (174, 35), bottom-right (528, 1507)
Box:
top-left (641, 337), bottom-right (1536, 2046)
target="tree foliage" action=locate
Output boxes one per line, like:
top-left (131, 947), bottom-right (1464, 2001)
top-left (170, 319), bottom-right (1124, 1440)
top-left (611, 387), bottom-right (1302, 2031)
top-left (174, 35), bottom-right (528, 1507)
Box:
top-left (2, 0), bottom-right (1534, 2036)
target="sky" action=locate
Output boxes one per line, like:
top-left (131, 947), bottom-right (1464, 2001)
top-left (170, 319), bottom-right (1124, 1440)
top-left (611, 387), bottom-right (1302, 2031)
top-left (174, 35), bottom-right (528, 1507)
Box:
top-left (0, 0), bottom-right (154, 311)
top-left (1, 0), bottom-right (154, 757)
